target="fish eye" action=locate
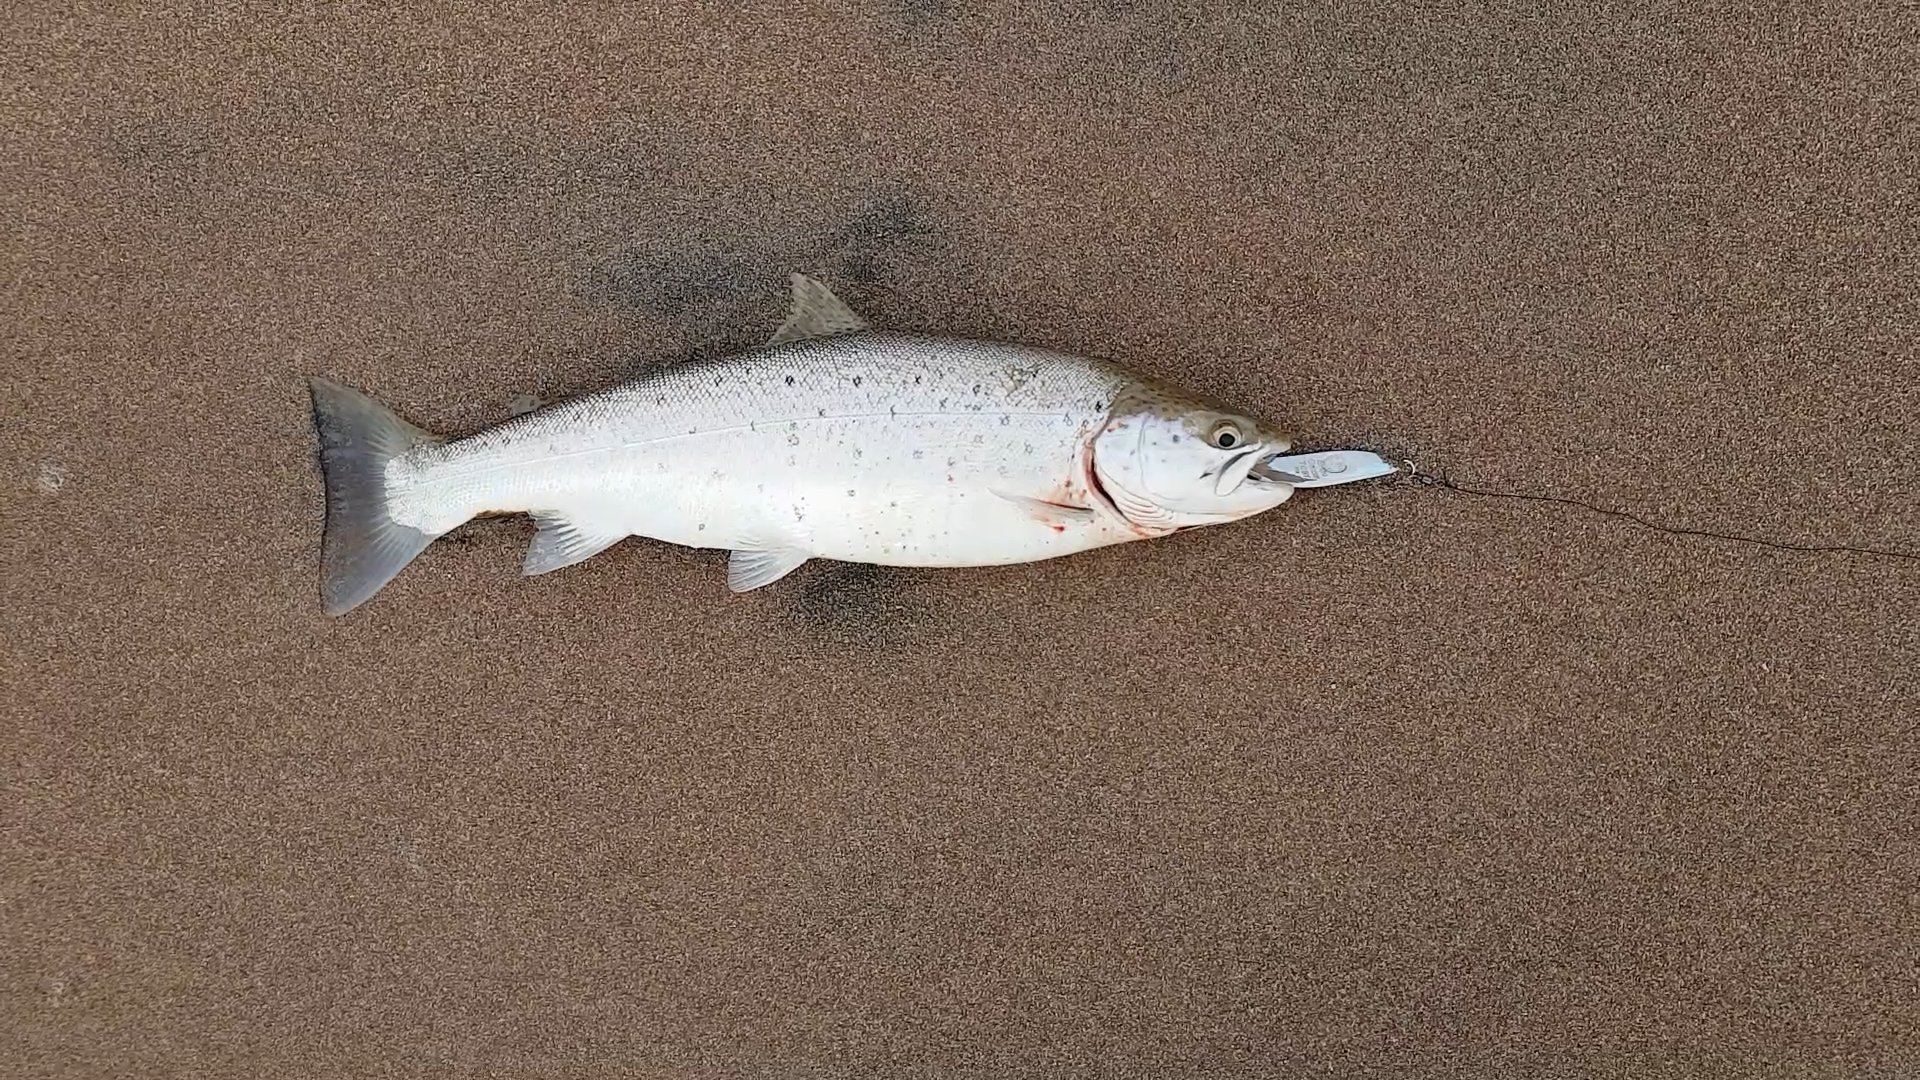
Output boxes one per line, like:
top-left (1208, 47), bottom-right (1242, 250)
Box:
top-left (1208, 421), bottom-right (1244, 449)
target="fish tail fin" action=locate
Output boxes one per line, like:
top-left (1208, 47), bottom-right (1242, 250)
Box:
top-left (307, 376), bottom-right (445, 616)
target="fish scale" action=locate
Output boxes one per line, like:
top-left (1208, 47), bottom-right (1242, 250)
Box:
top-left (387, 331), bottom-right (1131, 560)
top-left (306, 274), bottom-right (1395, 615)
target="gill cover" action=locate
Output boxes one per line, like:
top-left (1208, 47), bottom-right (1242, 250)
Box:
top-left (1091, 381), bottom-right (1297, 530)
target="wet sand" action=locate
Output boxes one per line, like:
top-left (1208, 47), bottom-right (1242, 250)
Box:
top-left (4, 4), bottom-right (1916, 1076)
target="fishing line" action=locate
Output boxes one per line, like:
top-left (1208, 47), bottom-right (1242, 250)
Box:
top-left (1397, 466), bottom-right (1920, 563)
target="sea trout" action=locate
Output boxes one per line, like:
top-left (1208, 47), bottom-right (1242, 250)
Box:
top-left (308, 274), bottom-right (1394, 614)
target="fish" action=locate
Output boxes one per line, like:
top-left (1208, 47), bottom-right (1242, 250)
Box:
top-left (308, 274), bottom-right (1395, 615)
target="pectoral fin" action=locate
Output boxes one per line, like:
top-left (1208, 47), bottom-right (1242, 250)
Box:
top-left (994, 490), bottom-right (1097, 526)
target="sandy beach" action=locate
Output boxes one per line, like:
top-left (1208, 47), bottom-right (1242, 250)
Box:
top-left (5, 4), bottom-right (1916, 1076)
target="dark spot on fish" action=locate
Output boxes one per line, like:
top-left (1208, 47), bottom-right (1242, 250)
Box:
top-left (914, 375), bottom-right (922, 385)
top-left (852, 375), bottom-right (862, 387)
top-left (786, 374), bottom-right (795, 386)
top-left (1172, 434), bottom-right (1182, 443)
top-left (972, 385), bottom-right (982, 395)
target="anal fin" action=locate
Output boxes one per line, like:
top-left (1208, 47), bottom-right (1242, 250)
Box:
top-left (524, 511), bottom-right (627, 576)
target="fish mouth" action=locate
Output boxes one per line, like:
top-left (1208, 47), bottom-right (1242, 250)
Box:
top-left (1211, 445), bottom-right (1268, 496)
top-left (1246, 451), bottom-right (1309, 486)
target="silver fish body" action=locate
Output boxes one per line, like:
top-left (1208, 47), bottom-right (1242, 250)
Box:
top-left (307, 275), bottom-right (1392, 614)
top-left (389, 331), bottom-right (1141, 569)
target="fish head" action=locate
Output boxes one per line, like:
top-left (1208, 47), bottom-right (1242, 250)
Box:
top-left (1090, 381), bottom-right (1300, 530)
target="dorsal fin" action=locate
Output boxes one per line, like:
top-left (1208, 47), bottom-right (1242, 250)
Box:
top-left (767, 273), bottom-right (871, 345)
